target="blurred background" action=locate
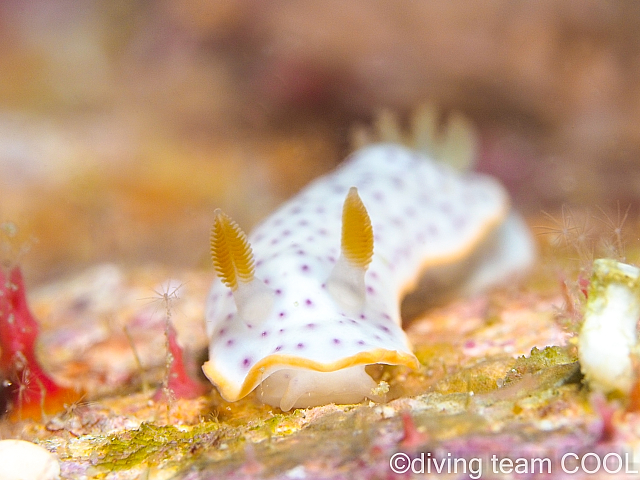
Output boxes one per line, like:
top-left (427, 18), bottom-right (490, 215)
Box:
top-left (2, 0), bottom-right (640, 284)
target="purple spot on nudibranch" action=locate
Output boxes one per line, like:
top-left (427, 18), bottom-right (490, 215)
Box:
top-left (218, 328), bottom-right (226, 336)
top-left (316, 206), bottom-right (325, 214)
top-left (296, 343), bottom-right (305, 349)
top-left (282, 229), bottom-right (291, 237)
top-left (275, 345), bottom-right (283, 352)
top-left (227, 291), bottom-right (233, 298)
top-left (296, 249), bottom-right (306, 255)
top-left (317, 228), bottom-right (328, 236)
top-left (270, 238), bottom-right (279, 245)
top-left (332, 338), bottom-right (341, 345)
top-left (305, 298), bottom-right (313, 306)
top-left (440, 202), bottom-right (452, 214)
top-left (453, 216), bottom-right (468, 229)
top-left (373, 191), bottom-right (384, 202)
top-left (264, 278), bottom-right (270, 285)
top-left (306, 323), bottom-right (316, 329)
top-left (242, 357), bottom-right (251, 368)
top-left (275, 289), bottom-right (283, 295)
top-left (359, 314), bottom-right (366, 320)
top-left (301, 265), bottom-right (310, 273)
top-left (366, 286), bottom-right (375, 294)
top-left (391, 176), bottom-right (404, 189)
top-left (357, 340), bottom-right (366, 346)
top-left (278, 311), bottom-right (286, 318)
top-left (359, 172), bottom-right (374, 184)
top-left (226, 339), bottom-right (235, 347)
top-left (274, 218), bottom-right (283, 226)
top-left (256, 260), bottom-right (263, 267)
top-left (298, 219), bottom-right (309, 226)
top-left (405, 206), bottom-right (417, 217)
top-left (226, 313), bottom-right (233, 321)
top-left (378, 325), bottom-right (391, 333)
top-left (261, 331), bottom-right (269, 337)
top-left (291, 206), bottom-right (302, 215)
top-left (382, 313), bottom-right (391, 320)
top-left (279, 328), bottom-right (286, 334)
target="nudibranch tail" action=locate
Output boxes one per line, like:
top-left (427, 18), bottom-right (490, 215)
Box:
top-left (341, 187), bottom-right (374, 269)
top-left (210, 209), bottom-right (255, 290)
top-left (327, 187), bottom-right (373, 311)
top-left (210, 209), bottom-right (274, 324)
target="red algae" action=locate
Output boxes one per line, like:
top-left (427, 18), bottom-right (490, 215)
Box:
top-left (399, 411), bottom-right (428, 449)
top-left (0, 265), bottom-right (80, 420)
top-left (153, 322), bottom-right (207, 402)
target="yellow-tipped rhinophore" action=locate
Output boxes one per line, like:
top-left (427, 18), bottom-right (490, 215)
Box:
top-left (341, 187), bottom-right (374, 269)
top-left (210, 209), bottom-right (255, 291)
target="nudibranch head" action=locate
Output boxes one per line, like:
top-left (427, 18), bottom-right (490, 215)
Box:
top-left (204, 144), bottom-right (516, 410)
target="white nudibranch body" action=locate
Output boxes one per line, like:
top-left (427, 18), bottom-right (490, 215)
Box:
top-left (579, 259), bottom-right (640, 396)
top-left (204, 143), bottom-right (535, 411)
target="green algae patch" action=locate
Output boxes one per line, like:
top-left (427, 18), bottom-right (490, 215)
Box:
top-left (414, 342), bottom-right (459, 367)
top-left (96, 422), bottom-right (221, 472)
top-left (508, 346), bottom-right (576, 378)
top-left (431, 347), bottom-right (578, 397)
top-left (433, 357), bottom-right (517, 395)
top-left (500, 346), bottom-right (581, 396)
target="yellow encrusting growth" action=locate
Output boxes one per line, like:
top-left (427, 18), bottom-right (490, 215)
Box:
top-left (341, 187), bottom-right (374, 269)
top-left (210, 209), bottom-right (255, 291)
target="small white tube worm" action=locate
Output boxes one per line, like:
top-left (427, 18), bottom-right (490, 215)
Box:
top-left (579, 258), bottom-right (640, 396)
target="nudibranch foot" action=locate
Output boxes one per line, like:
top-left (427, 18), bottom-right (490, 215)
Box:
top-left (258, 366), bottom-right (378, 411)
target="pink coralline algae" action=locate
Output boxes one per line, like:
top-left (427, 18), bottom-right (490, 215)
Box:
top-left (154, 322), bottom-right (207, 402)
top-left (0, 266), bottom-right (80, 419)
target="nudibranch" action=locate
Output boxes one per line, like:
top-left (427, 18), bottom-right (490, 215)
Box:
top-left (203, 143), bottom-right (535, 411)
